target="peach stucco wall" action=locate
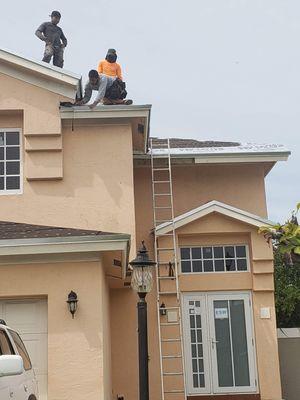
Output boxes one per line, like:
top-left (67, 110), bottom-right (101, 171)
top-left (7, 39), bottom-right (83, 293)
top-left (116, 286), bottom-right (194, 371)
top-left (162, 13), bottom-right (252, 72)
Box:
top-left (109, 168), bottom-right (281, 400)
top-left (0, 258), bottom-right (111, 400)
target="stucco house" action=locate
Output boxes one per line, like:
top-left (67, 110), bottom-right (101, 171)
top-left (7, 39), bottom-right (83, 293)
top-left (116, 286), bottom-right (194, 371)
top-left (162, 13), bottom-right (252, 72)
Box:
top-left (0, 48), bottom-right (290, 400)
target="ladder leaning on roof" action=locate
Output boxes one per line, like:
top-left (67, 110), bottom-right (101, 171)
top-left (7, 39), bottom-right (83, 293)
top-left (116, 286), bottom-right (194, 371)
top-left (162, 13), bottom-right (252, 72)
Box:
top-left (150, 138), bottom-right (187, 400)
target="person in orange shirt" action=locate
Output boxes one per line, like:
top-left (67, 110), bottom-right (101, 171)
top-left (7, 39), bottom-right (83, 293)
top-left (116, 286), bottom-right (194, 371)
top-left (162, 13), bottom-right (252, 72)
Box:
top-left (97, 49), bottom-right (123, 80)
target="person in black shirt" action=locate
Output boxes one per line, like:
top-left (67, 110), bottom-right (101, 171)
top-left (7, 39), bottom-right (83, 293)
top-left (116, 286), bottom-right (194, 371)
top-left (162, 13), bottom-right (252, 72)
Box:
top-left (35, 11), bottom-right (67, 68)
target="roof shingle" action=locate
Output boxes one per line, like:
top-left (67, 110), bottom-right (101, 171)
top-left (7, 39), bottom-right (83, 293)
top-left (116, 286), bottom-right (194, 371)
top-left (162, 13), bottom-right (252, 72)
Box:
top-left (0, 221), bottom-right (112, 240)
top-left (151, 138), bottom-right (240, 149)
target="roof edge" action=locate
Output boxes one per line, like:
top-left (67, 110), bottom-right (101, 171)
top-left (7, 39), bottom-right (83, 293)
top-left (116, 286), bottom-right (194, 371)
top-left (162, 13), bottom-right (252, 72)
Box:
top-left (156, 200), bottom-right (274, 235)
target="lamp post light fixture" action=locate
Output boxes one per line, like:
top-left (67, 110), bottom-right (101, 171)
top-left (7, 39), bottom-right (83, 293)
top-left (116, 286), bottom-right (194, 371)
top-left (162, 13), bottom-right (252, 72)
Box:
top-left (129, 241), bottom-right (156, 400)
top-left (67, 291), bottom-right (78, 319)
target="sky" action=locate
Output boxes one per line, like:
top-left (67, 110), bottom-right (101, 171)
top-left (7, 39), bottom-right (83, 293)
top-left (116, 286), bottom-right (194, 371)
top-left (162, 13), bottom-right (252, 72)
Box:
top-left (1, 0), bottom-right (299, 222)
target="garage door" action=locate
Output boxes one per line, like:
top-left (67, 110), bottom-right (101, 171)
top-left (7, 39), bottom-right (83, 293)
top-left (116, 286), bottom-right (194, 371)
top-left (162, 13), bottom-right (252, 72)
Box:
top-left (0, 299), bottom-right (48, 400)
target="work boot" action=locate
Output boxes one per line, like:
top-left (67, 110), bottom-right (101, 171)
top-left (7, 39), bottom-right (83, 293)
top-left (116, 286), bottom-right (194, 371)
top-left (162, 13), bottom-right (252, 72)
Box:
top-left (124, 99), bottom-right (133, 105)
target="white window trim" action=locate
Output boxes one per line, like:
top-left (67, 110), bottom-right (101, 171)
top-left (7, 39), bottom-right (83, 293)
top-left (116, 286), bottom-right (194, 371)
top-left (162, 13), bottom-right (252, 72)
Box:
top-left (0, 128), bottom-right (23, 195)
top-left (179, 244), bottom-right (250, 274)
top-left (182, 291), bottom-right (258, 396)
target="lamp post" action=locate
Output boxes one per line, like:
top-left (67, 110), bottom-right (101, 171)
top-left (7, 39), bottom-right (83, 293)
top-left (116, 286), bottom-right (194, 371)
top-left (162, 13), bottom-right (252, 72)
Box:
top-left (129, 241), bottom-right (156, 400)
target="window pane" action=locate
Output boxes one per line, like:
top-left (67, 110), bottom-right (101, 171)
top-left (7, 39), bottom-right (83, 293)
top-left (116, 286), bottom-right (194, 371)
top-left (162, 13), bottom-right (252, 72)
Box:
top-left (215, 259), bottom-right (225, 272)
top-left (198, 359), bottom-right (204, 372)
top-left (0, 148), bottom-right (3, 160)
top-left (226, 259), bottom-right (236, 271)
top-left (8, 330), bottom-right (31, 371)
top-left (237, 259), bottom-right (247, 271)
top-left (197, 330), bottom-right (202, 342)
top-left (214, 246), bottom-right (224, 258)
top-left (192, 358), bottom-right (198, 372)
top-left (0, 177), bottom-right (4, 190)
top-left (230, 300), bottom-right (250, 386)
top-left (6, 161), bottom-right (20, 175)
top-left (0, 162), bottom-right (3, 175)
top-left (236, 246), bottom-right (246, 258)
top-left (180, 248), bottom-right (190, 260)
top-left (0, 330), bottom-right (14, 355)
top-left (191, 248), bottom-right (201, 259)
top-left (214, 300), bottom-right (234, 387)
top-left (191, 344), bottom-right (197, 357)
top-left (193, 374), bottom-right (199, 388)
top-left (190, 315), bottom-right (195, 329)
top-left (192, 260), bottom-right (202, 272)
top-left (196, 315), bottom-right (201, 328)
top-left (181, 260), bottom-right (191, 273)
top-left (6, 132), bottom-right (19, 145)
top-left (203, 247), bottom-right (212, 259)
top-left (199, 374), bottom-right (205, 387)
top-left (203, 259), bottom-right (213, 272)
top-left (191, 330), bottom-right (196, 343)
top-left (225, 246), bottom-right (235, 258)
top-left (0, 133), bottom-right (4, 146)
top-left (197, 344), bottom-right (203, 357)
top-left (6, 176), bottom-right (20, 190)
top-left (6, 147), bottom-right (20, 160)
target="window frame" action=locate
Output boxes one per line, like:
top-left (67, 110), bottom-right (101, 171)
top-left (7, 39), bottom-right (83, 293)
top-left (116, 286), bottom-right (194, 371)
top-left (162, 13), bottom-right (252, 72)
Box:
top-left (179, 244), bottom-right (250, 274)
top-left (0, 128), bottom-right (23, 195)
top-left (8, 329), bottom-right (32, 371)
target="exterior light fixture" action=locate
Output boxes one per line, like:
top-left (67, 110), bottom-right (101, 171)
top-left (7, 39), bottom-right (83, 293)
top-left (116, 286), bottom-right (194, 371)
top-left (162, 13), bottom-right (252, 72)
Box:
top-left (67, 291), bottom-right (78, 319)
top-left (129, 241), bottom-right (156, 400)
top-left (130, 241), bottom-right (156, 295)
top-left (160, 302), bottom-right (167, 316)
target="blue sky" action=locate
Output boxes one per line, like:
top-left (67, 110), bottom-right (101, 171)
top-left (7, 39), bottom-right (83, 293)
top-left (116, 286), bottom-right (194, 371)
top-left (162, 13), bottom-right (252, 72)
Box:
top-left (1, 0), bottom-right (299, 222)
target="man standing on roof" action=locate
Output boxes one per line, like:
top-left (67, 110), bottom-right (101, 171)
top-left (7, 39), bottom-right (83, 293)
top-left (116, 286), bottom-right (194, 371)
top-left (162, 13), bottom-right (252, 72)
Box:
top-left (97, 49), bottom-right (123, 80)
top-left (35, 11), bottom-right (67, 68)
top-left (76, 70), bottom-right (132, 109)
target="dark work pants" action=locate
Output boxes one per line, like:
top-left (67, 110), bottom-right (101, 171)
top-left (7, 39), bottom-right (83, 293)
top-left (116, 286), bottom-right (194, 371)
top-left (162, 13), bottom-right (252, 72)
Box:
top-left (42, 44), bottom-right (64, 68)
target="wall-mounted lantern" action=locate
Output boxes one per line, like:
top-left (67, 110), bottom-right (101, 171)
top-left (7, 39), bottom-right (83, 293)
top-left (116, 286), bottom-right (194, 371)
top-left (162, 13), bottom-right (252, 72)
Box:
top-left (67, 291), bottom-right (78, 319)
top-left (160, 303), bottom-right (167, 316)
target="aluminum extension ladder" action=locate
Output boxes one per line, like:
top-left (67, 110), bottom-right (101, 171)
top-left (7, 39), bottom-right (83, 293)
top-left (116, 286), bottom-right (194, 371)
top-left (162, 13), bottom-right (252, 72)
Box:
top-left (150, 138), bottom-right (187, 400)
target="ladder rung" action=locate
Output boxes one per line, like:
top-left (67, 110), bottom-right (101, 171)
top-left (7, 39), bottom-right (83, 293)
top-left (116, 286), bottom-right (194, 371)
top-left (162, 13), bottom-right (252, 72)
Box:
top-left (161, 338), bottom-right (181, 342)
top-left (155, 220), bottom-right (173, 224)
top-left (164, 390), bottom-right (185, 394)
top-left (154, 206), bottom-right (172, 209)
top-left (153, 180), bottom-right (171, 184)
top-left (156, 233), bottom-right (173, 236)
top-left (154, 193), bottom-right (171, 196)
top-left (159, 292), bottom-right (178, 295)
top-left (159, 306), bottom-right (179, 310)
top-left (157, 247), bottom-right (174, 251)
top-left (153, 168), bottom-right (169, 171)
top-left (163, 372), bottom-right (183, 376)
top-left (160, 322), bottom-right (180, 326)
top-left (162, 355), bottom-right (182, 359)
top-left (158, 276), bottom-right (176, 280)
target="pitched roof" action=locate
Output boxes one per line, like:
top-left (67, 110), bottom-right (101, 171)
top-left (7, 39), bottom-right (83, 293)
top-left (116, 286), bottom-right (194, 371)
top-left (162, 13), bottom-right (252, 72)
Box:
top-left (155, 200), bottom-right (273, 235)
top-left (0, 221), bottom-right (115, 240)
top-left (151, 138), bottom-right (240, 148)
top-left (0, 48), bottom-right (80, 98)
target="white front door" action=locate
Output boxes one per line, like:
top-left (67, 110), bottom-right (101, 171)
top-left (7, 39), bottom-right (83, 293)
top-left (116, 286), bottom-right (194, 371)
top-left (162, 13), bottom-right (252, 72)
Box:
top-left (0, 299), bottom-right (48, 400)
top-left (183, 292), bottom-right (257, 396)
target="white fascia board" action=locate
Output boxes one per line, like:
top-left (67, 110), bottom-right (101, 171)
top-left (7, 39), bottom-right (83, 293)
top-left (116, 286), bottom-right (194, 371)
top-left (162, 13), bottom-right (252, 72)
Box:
top-left (60, 105), bottom-right (151, 120)
top-left (0, 48), bottom-right (80, 97)
top-left (194, 154), bottom-right (290, 163)
top-left (0, 235), bottom-right (130, 279)
top-left (156, 200), bottom-right (274, 235)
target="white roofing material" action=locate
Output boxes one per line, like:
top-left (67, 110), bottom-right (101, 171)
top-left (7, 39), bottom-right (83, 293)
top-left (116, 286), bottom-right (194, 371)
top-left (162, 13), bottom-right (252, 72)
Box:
top-left (151, 143), bottom-right (290, 156)
top-left (155, 200), bottom-right (274, 235)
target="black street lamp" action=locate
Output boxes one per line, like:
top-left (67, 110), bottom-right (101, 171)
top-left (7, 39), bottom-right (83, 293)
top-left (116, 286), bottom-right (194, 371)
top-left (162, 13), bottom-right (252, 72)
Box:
top-left (129, 241), bottom-right (156, 400)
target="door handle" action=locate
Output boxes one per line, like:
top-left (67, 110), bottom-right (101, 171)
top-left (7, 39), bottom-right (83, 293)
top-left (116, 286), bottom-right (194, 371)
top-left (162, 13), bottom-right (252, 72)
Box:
top-left (9, 391), bottom-right (14, 398)
top-left (24, 385), bottom-right (28, 392)
top-left (211, 338), bottom-right (219, 349)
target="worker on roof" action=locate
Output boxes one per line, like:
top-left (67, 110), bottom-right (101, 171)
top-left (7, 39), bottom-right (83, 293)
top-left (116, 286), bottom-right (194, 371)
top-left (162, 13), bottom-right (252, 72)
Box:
top-left (35, 11), bottom-right (67, 68)
top-left (76, 70), bottom-right (133, 109)
top-left (97, 49), bottom-right (123, 80)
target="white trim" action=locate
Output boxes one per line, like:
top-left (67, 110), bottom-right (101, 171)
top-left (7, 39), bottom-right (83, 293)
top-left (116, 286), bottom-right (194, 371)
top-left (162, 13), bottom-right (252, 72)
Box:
top-left (0, 129), bottom-right (23, 196)
top-left (182, 291), bottom-right (258, 395)
top-left (0, 48), bottom-right (80, 98)
top-left (156, 200), bottom-right (274, 235)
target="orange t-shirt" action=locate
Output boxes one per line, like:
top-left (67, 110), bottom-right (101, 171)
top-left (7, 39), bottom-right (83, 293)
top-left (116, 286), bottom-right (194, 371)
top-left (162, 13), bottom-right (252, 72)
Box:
top-left (97, 60), bottom-right (123, 80)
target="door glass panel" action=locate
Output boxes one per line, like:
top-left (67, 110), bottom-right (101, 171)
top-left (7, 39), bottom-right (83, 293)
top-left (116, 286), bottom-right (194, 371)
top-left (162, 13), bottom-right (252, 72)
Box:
top-left (213, 300), bottom-right (234, 387)
top-left (188, 301), bottom-right (205, 388)
top-left (230, 300), bottom-right (250, 386)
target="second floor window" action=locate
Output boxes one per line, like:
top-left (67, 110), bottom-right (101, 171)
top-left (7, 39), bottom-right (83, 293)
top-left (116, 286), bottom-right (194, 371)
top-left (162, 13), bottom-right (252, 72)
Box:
top-left (180, 245), bottom-right (249, 273)
top-left (0, 130), bottom-right (21, 194)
